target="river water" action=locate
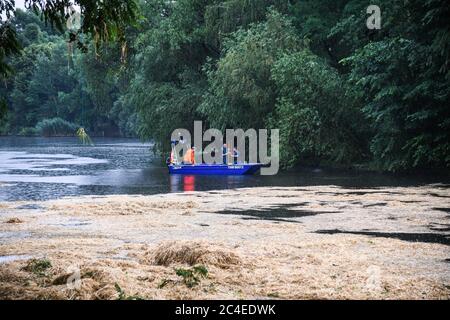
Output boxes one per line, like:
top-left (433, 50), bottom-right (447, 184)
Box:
top-left (0, 137), bottom-right (448, 201)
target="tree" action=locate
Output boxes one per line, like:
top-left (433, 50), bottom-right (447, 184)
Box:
top-left (2, 9), bottom-right (134, 135)
top-left (0, 22), bottom-right (21, 122)
top-left (268, 50), bottom-right (368, 167)
top-left (200, 10), bottom-right (301, 129)
top-left (122, 0), bottom-right (217, 150)
top-left (0, 0), bottom-right (140, 120)
top-left (337, 0), bottom-right (450, 170)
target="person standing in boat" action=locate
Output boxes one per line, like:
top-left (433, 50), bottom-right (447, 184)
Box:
top-left (222, 144), bottom-right (229, 165)
top-left (183, 147), bottom-right (196, 164)
top-left (168, 135), bottom-right (188, 165)
top-left (232, 147), bottom-right (240, 164)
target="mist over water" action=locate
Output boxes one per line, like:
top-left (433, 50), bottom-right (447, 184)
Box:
top-left (0, 137), bottom-right (448, 201)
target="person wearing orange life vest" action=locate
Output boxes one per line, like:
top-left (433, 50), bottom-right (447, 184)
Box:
top-left (183, 147), bottom-right (196, 164)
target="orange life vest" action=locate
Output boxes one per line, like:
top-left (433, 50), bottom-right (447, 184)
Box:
top-left (183, 148), bottom-right (195, 164)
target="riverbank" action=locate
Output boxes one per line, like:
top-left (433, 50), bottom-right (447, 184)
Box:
top-left (0, 185), bottom-right (449, 299)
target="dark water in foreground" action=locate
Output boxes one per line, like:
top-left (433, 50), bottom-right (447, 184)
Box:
top-left (0, 137), bottom-right (449, 201)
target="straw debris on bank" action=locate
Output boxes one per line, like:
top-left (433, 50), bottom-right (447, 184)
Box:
top-left (0, 186), bottom-right (449, 299)
top-left (150, 240), bottom-right (241, 268)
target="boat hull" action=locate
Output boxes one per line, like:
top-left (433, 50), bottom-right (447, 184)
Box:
top-left (168, 164), bottom-right (262, 175)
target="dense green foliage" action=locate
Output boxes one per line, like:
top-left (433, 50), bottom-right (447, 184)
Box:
top-left (1, 0), bottom-right (140, 71)
top-left (1, 0), bottom-right (449, 171)
top-left (35, 117), bottom-right (78, 136)
top-left (1, 9), bottom-right (135, 136)
top-left (336, 0), bottom-right (450, 171)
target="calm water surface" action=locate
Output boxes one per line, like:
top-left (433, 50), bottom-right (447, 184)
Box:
top-left (0, 137), bottom-right (448, 201)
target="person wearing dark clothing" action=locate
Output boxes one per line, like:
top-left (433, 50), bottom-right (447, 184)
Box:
top-left (232, 147), bottom-right (239, 164)
top-left (222, 144), bottom-right (228, 165)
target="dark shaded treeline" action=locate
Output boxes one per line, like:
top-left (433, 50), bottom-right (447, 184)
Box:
top-left (0, 9), bottom-right (132, 137)
top-left (0, 0), bottom-right (449, 171)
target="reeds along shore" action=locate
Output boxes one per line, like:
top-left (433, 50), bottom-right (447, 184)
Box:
top-left (0, 185), bottom-right (449, 299)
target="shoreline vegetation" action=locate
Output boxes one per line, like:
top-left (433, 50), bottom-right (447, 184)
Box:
top-left (1, 117), bottom-right (123, 138)
top-left (0, 186), bottom-right (449, 300)
top-left (0, 133), bottom-right (134, 138)
top-left (1, 1), bottom-right (449, 172)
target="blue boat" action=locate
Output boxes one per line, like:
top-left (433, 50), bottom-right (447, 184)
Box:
top-left (168, 163), bottom-right (263, 175)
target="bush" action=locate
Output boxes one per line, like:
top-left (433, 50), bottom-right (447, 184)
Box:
top-left (35, 117), bottom-right (78, 137)
top-left (17, 127), bottom-right (38, 136)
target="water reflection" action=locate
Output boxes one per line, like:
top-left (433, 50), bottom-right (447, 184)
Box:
top-left (170, 175), bottom-right (196, 192)
top-left (169, 175), bottom-right (251, 192)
